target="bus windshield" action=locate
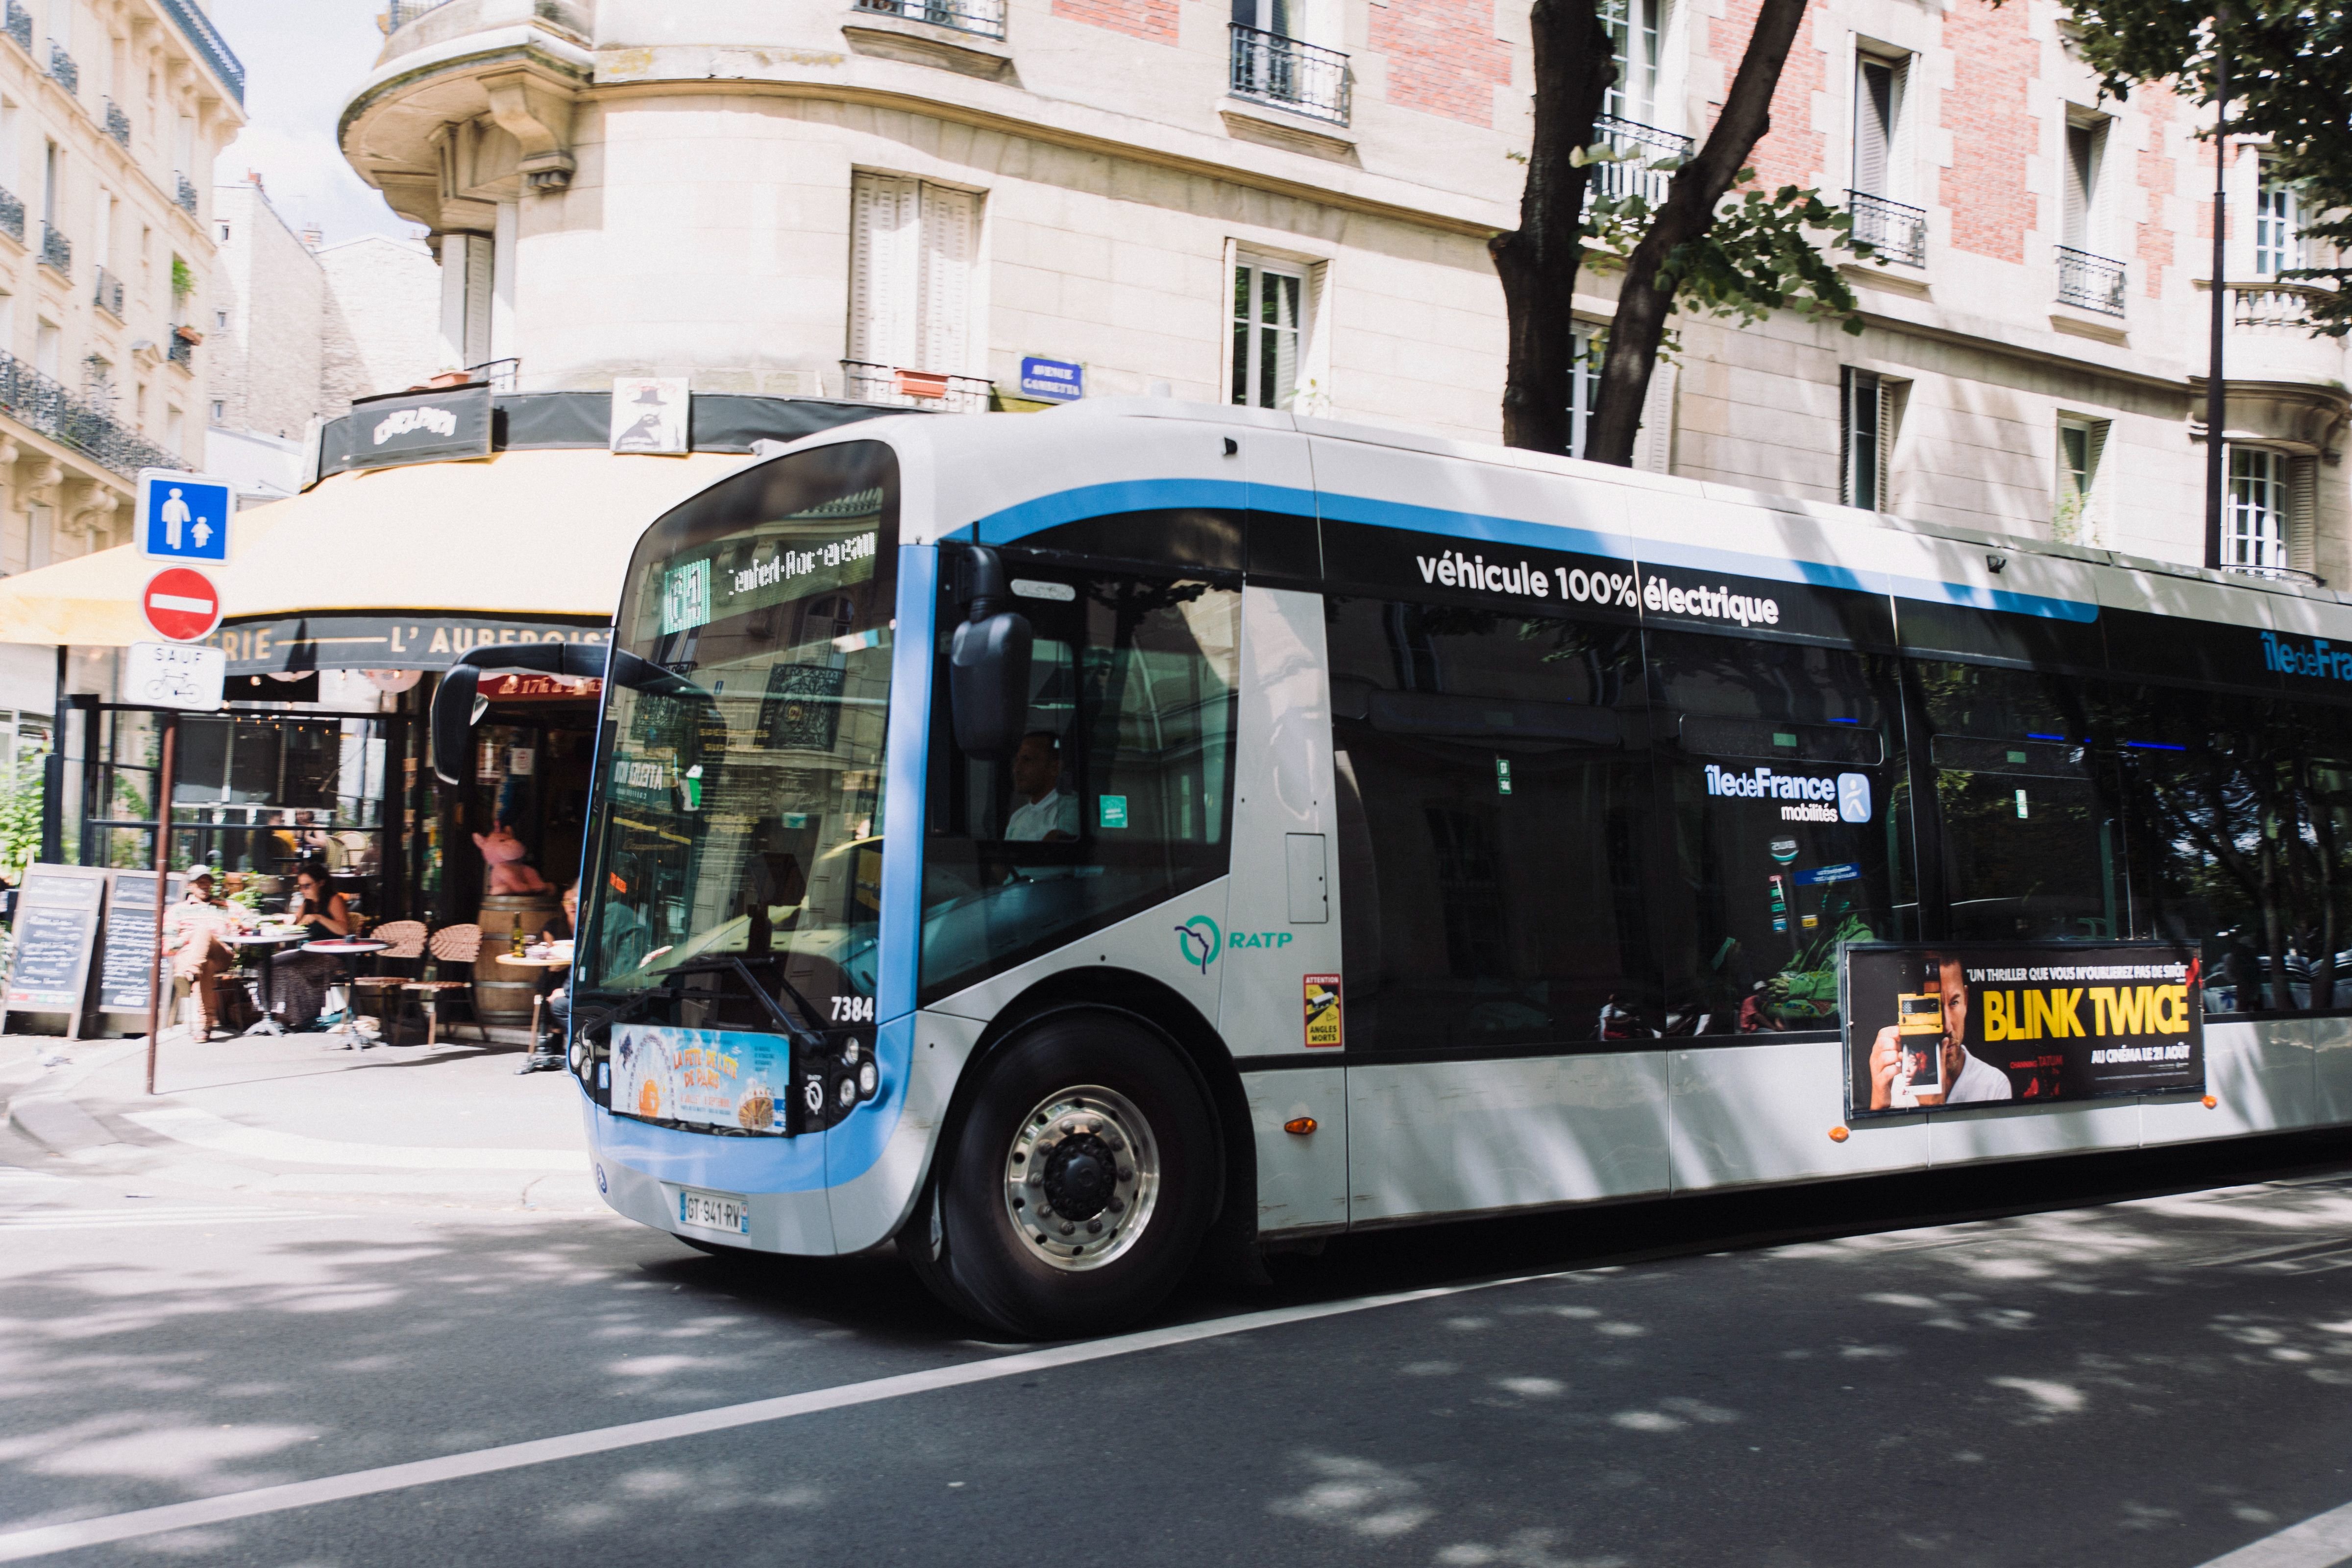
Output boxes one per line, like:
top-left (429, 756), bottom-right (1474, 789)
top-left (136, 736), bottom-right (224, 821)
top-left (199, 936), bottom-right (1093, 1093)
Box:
top-left (580, 441), bottom-right (898, 1035)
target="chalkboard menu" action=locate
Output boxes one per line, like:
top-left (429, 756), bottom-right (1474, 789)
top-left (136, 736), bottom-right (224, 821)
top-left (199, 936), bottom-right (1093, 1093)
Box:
top-left (1, 865), bottom-right (107, 1037)
top-left (98, 872), bottom-right (185, 1017)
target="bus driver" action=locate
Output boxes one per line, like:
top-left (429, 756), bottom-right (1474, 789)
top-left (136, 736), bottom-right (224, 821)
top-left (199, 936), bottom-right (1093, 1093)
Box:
top-left (1867, 953), bottom-right (2014, 1109)
top-left (1004, 731), bottom-right (1079, 843)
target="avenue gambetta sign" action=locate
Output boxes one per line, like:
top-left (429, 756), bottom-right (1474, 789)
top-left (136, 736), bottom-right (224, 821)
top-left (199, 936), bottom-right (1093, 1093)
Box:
top-left (1842, 941), bottom-right (2203, 1120)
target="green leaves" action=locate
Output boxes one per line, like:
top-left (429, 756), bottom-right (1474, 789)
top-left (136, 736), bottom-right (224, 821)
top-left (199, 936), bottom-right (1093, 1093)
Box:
top-left (1582, 173), bottom-right (1880, 353)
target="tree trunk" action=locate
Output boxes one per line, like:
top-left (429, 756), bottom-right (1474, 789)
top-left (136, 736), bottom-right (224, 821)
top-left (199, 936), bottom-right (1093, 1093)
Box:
top-left (1490, 0), bottom-right (1617, 454)
top-left (1585, 0), bottom-right (1810, 467)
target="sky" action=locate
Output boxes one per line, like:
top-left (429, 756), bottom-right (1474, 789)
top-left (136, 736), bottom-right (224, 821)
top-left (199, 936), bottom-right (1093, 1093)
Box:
top-left (204, 0), bottom-right (424, 247)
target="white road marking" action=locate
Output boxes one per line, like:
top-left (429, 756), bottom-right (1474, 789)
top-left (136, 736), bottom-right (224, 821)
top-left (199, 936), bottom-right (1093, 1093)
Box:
top-left (0, 1270), bottom-right (1558, 1562)
top-left (2193, 1498), bottom-right (2352, 1568)
top-left (122, 1106), bottom-right (586, 1171)
top-left (0, 1206), bottom-right (313, 1230)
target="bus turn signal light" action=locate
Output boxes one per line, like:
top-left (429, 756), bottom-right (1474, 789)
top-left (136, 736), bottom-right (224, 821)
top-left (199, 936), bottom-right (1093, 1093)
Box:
top-left (1284, 1117), bottom-right (1317, 1136)
top-left (2203, 1095), bottom-right (2218, 1109)
top-left (1828, 1125), bottom-right (1850, 1143)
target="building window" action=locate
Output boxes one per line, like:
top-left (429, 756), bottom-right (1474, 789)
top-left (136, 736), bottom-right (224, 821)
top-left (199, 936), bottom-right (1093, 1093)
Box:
top-left (1601, 0), bottom-right (1660, 123)
top-left (1230, 253), bottom-right (1307, 410)
top-left (213, 308), bottom-right (226, 330)
top-left (1852, 54), bottom-right (1905, 198)
top-left (33, 318), bottom-right (57, 379)
top-left (215, 220), bottom-right (228, 243)
top-left (1568, 322), bottom-right (1602, 459)
top-left (2054, 416), bottom-right (2107, 544)
top-left (846, 172), bottom-right (977, 378)
top-left (209, 398), bottom-right (222, 421)
top-left (2226, 447), bottom-right (2288, 570)
top-left (2254, 169), bottom-right (2302, 279)
top-left (1840, 367), bottom-right (1897, 511)
top-left (2061, 119), bottom-right (2107, 252)
top-left (165, 405), bottom-right (182, 451)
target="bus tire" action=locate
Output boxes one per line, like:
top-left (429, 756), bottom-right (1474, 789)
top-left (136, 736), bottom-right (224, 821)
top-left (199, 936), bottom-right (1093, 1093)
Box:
top-left (905, 1011), bottom-right (1217, 1339)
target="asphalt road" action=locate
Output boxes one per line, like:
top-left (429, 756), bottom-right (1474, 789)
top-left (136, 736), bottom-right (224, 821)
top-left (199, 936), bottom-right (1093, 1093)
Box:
top-left (7, 1130), bottom-right (2352, 1567)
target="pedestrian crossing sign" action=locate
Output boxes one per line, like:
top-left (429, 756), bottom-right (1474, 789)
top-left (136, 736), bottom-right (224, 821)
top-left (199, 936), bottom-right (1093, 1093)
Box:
top-left (134, 468), bottom-right (236, 564)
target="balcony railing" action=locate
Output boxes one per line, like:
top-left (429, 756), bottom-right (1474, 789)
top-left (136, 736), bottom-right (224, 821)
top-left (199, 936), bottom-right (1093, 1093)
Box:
top-left (384, 0), bottom-right (456, 28)
top-left (103, 98), bottom-right (129, 147)
top-left (2056, 245), bottom-right (2126, 316)
top-left (1848, 189), bottom-right (1926, 267)
top-left (174, 173), bottom-right (198, 216)
top-left (841, 360), bottom-right (991, 413)
top-left (852, 0), bottom-right (1007, 39)
top-left (92, 267), bottom-right (122, 319)
top-left (38, 222), bottom-right (67, 276)
top-left (1228, 24), bottom-right (1350, 126)
top-left (2229, 280), bottom-right (2335, 331)
top-left (45, 39), bottom-right (73, 94)
top-left (167, 332), bottom-right (194, 369)
top-left (465, 356), bottom-right (520, 392)
top-left (158, 0), bottom-right (244, 105)
top-left (0, 346), bottom-right (183, 477)
top-left (1591, 114), bottom-right (1693, 206)
top-left (2, 2), bottom-right (28, 54)
top-left (0, 188), bottom-right (24, 246)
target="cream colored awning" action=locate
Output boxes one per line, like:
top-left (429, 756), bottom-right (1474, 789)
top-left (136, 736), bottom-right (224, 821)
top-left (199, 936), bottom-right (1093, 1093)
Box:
top-left (0, 447), bottom-right (749, 648)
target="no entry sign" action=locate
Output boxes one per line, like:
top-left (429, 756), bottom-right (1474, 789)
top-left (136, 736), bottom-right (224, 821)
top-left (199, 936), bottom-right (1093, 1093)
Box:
top-left (141, 567), bottom-right (221, 641)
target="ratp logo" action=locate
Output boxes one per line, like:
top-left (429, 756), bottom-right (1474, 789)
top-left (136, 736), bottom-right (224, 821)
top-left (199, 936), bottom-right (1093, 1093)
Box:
top-left (1837, 772), bottom-right (1872, 824)
top-left (1175, 915), bottom-right (1222, 974)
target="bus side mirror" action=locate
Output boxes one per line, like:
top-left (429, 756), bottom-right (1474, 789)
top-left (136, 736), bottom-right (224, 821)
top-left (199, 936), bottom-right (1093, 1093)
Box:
top-left (949, 547), bottom-right (1032, 760)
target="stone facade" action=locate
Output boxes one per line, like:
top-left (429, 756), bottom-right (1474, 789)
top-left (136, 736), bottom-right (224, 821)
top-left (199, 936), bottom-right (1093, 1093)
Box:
top-left (318, 233), bottom-right (445, 413)
top-left (335, 0), bottom-right (2348, 587)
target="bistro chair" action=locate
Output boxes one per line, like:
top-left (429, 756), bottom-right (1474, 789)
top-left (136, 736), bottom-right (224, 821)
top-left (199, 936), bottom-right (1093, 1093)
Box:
top-left (351, 920), bottom-right (427, 1027)
top-left (393, 923), bottom-right (487, 1046)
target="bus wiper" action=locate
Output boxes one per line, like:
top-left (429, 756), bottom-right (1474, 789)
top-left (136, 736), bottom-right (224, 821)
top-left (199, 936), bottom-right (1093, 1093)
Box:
top-left (627, 955), bottom-right (829, 1052)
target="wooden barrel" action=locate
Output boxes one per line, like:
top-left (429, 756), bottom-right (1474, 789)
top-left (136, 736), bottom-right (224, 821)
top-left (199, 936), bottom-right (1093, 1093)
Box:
top-left (474, 891), bottom-right (562, 1027)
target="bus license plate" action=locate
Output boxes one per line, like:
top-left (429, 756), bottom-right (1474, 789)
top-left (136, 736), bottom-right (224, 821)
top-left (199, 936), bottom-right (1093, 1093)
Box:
top-left (678, 1187), bottom-right (750, 1236)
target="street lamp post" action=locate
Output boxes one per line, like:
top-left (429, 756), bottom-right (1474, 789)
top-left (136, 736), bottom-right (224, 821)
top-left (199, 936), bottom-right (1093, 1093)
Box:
top-left (2203, 7), bottom-right (2229, 572)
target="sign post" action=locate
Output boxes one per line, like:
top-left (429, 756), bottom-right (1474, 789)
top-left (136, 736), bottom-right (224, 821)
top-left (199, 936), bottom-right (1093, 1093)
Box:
top-left (143, 717), bottom-right (176, 1094)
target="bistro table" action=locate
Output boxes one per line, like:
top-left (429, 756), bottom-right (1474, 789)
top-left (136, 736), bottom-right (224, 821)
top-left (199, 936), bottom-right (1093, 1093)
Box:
top-left (222, 930), bottom-right (311, 1035)
top-left (496, 951), bottom-right (572, 1074)
top-left (304, 939), bottom-right (390, 1049)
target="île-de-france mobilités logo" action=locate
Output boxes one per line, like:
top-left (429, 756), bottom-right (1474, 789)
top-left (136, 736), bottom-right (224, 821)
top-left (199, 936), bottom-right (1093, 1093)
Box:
top-left (1175, 915), bottom-right (1223, 975)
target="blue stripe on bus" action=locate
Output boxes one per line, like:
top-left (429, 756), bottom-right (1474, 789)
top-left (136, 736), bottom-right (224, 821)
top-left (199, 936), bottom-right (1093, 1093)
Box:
top-left (967, 477), bottom-right (2098, 622)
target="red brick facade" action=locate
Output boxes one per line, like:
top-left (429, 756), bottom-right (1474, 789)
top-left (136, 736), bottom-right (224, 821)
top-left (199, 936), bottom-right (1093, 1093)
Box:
top-left (2135, 80), bottom-right (2178, 299)
top-left (1053, 0), bottom-right (1176, 47)
top-left (1937, 0), bottom-right (2038, 262)
top-left (1712, 0), bottom-right (1825, 190)
top-left (1371, 0), bottom-right (1510, 127)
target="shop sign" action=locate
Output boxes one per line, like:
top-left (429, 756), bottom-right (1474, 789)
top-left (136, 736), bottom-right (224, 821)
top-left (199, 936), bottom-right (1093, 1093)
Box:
top-left (204, 614), bottom-right (611, 675)
top-left (329, 384), bottom-right (493, 472)
top-left (611, 377), bottom-right (690, 454)
top-left (479, 672), bottom-right (604, 702)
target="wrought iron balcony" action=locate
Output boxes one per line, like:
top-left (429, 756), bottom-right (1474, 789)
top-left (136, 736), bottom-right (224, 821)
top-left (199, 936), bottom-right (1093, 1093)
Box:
top-left (39, 222), bottom-right (68, 276)
top-left (841, 360), bottom-right (991, 413)
top-left (103, 98), bottom-right (129, 147)
top-left (1847, 190), bottom-right (1926, 267)
top-left (93, 267), bottom-right (122, 319)
top-left (384, 0), bottom-right (456, 28)
top-left (1591, 114), bottom-right (1693, 206)
top-left (852, 0), bottom-right (1006, 39)
top-left (167, 332), bottom-right (194, 369)
top-left (2, 2), bottom-right (28, 54)
top-left (0, 346), bottom-right (182, 477)
top-left (174, 173), bottom-right (198, 216)
top-left (465, 356), bottom-right (520, 392)
top-left (1228, 24), bottom-right (1350, 126)
top-left (0, 188), bottom-right (24, 246)
top-left (2056, 245), bottom-right (2126, 316)
top-left (158, 0), bottom-right (243, 105)
top-left (45, 39), bottom-right (73, 93)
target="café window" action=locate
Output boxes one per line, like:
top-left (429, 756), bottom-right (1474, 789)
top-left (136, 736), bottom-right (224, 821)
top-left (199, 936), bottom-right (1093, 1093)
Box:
top-left (1650, 628), bottom-right (1911, 1033)
top-left (1327, 595), bottom-right (1658, 1052)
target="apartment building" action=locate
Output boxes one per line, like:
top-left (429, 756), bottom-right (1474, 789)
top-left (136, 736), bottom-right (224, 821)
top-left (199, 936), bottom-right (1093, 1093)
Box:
top-left (335, 0), bottom-right (2344, 581)
top-left (206, 177), bottom-right (443, 499)
top-left (0, 0), bottom-right (243, 715)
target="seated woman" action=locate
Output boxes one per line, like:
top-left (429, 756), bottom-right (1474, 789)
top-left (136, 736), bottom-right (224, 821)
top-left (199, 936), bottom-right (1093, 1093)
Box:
top-left (269, 859), bottom-right (355, 1031)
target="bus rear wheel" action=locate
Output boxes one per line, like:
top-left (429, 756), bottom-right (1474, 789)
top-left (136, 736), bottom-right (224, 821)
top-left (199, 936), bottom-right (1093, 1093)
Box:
top-left (904, 1012), bottom-right (1217, 1339)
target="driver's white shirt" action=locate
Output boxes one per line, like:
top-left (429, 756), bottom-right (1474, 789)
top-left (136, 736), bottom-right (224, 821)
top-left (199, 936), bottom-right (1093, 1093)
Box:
top-left (1005, 788), bottom-right (1079, 842)
top-left (1945, 1047), bottom-right (2013, 1103)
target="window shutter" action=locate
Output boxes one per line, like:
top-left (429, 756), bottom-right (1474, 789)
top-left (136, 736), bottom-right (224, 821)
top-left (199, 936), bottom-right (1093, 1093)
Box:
top-left (1854, 60), bottom-right (1892, 196)
top-left (463, 236), bottom-right (493, 367)
top-left (918, 182), bottom-right (976, 375)
top-left (848, 173), bottom-right (919, 370)
top-left (2081, 420), bottom-right (2108, 543)
top-left (2290, 454), bottom-right (2319, 576)
top-left (1634, 358), bottom-right (1676, 474)
top-left (1875, 379), bottom-right (1894, 509)
top-left (2063, 125), bottom-right (2096, 250)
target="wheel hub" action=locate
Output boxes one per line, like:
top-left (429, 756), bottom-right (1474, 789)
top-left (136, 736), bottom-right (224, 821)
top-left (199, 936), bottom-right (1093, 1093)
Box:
top-left (1003, 1087), bottom-right (1158, 1273)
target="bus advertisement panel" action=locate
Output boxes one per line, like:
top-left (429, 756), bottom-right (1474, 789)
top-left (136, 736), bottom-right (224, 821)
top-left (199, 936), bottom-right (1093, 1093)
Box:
top-left (1843, 942), bottom-right (2203, 1118)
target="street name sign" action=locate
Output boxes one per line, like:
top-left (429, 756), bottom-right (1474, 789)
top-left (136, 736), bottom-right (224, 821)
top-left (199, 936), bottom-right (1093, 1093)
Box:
top-left (134, 468), bottom-right (236, 564)
top-left (141, 567), bottom-right (222, 642)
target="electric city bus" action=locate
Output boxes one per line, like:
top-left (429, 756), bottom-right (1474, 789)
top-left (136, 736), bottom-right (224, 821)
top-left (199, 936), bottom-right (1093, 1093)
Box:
top-left (434, 400), bottom-right (2352, 1337)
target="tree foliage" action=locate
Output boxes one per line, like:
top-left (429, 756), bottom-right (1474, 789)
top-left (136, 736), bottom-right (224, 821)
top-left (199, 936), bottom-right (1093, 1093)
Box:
top-left (2048, 0), bottom-right (2352, 335)
top-left (1582, 176), bottom-right (1876, 347)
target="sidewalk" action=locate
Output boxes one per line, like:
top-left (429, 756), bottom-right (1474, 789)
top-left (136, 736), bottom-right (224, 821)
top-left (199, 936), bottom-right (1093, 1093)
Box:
top-left (0, 1024), bottom-right (605, 1213)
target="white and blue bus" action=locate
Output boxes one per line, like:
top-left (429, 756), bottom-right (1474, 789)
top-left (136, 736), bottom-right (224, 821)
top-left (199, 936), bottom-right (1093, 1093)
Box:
top-left (436, 401), bottom-right (2352, 1337)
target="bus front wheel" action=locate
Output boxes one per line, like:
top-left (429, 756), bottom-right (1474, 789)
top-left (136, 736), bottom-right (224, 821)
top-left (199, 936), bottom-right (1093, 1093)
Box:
top-left (904, 1012), bottom-right (1217, 1338)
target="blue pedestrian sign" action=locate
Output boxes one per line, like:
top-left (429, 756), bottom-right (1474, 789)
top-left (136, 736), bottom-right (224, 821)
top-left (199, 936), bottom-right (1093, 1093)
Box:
top-left (134, 468), bottom-right (236, 564)
top-left (1018, 357), bottom-right (1084, 403)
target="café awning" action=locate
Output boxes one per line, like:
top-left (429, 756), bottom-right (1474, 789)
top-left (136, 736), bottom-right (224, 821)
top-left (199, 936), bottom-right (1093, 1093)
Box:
top-left (0, 447), bottom-right (749, 651)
